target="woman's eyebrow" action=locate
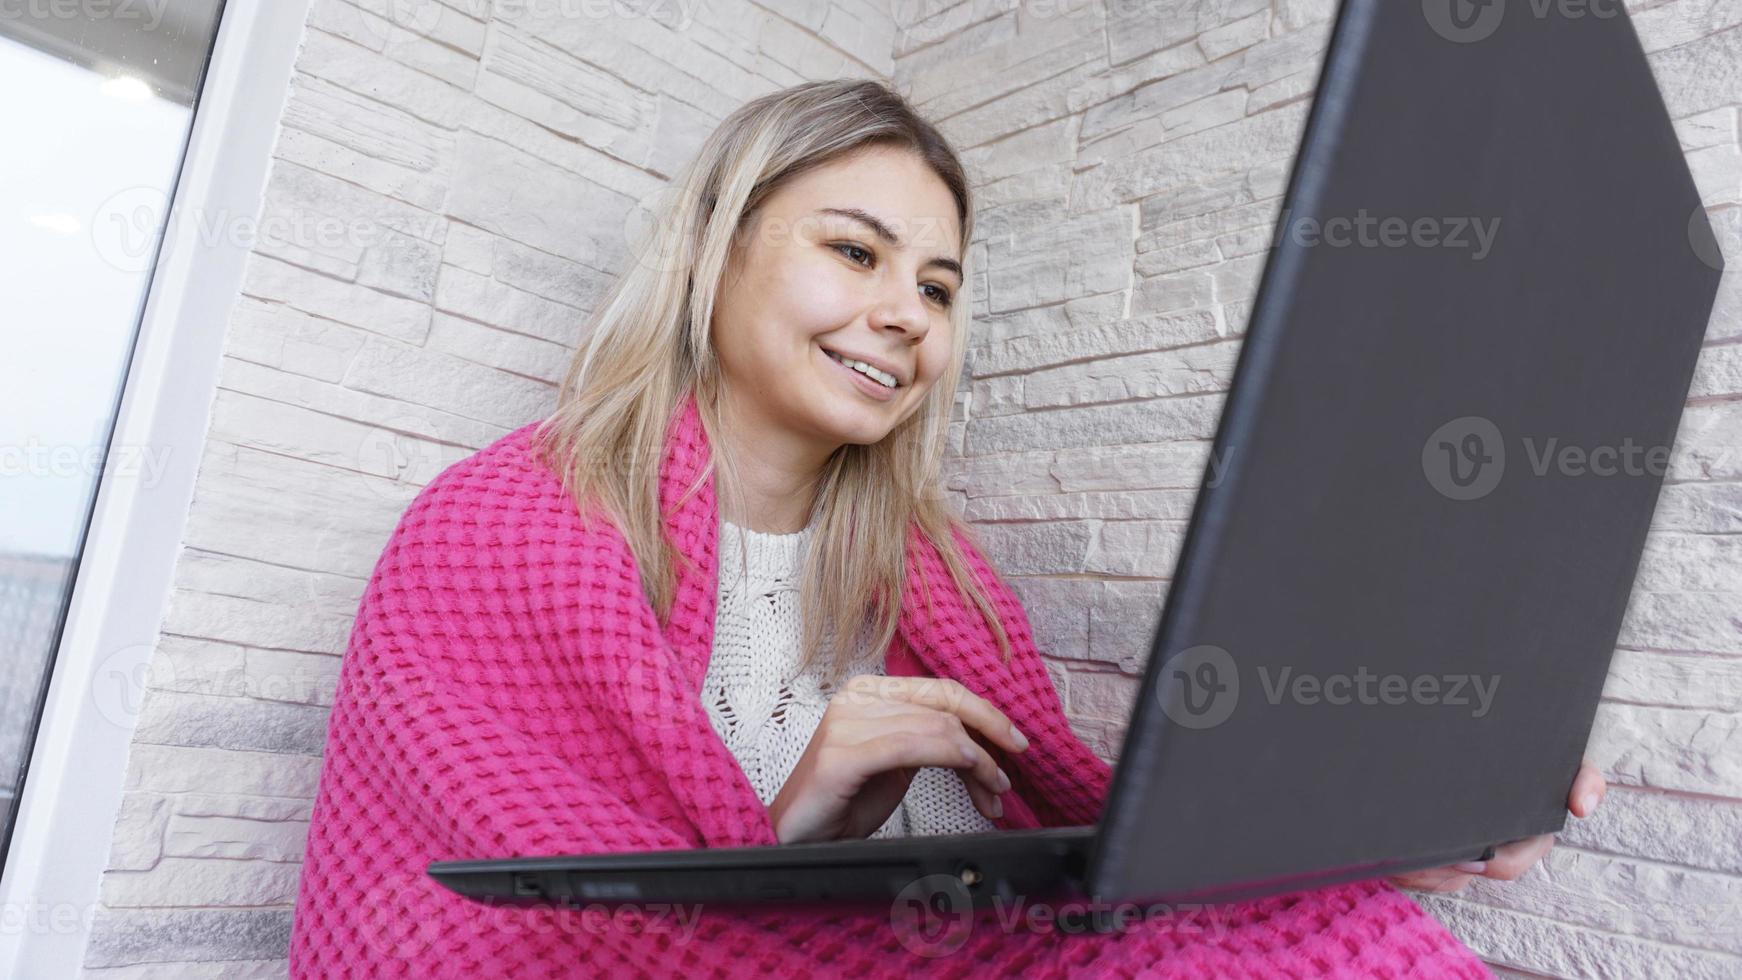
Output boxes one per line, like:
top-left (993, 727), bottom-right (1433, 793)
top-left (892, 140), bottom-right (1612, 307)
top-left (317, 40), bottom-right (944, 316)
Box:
top-left (816, 206), bottom-right (962, 280)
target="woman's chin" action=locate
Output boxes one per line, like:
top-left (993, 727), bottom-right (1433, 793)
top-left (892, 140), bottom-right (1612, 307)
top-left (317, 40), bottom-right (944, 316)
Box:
top-left (814, 397), bottom-right (896, 446)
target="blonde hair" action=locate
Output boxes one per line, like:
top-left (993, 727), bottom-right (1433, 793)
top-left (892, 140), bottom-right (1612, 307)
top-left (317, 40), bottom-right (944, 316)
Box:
top-left (532, 77), bottom-right (1013, 676)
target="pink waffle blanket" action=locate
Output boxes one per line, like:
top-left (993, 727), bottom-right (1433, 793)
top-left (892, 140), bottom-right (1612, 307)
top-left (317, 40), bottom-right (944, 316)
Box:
top-left (288, 390), bottom-right (1492, 978)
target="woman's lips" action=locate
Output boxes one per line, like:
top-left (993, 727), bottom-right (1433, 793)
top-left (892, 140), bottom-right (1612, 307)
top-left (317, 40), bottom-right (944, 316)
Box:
top-left (821, 345), bottom-right (898, 402)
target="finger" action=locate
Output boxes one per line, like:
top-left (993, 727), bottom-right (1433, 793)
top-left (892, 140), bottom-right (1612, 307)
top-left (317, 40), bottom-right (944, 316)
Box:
top-left (833, 708), bottom-right (1009, 819)
top-left (960, 772), bottom-right (1004, 820)
top-left (1424, 872), bottom-right (1478, 894)
top-left (861, 728), bottom-right (1009, 802)
top-left (920, 712), bottom-right (1010, 799)
top-left (913, 711), bottom-right (1010, 818)
top-left (847, 675), bottom-right (1028, 754)
top-left (1390, 868), bottom-right (1478, 894)
top-left (1569, 762), bottom-right (1607, 818)
top-left (819, 707), bottom-right (1011, 814)
top-left (844, 675), bottom-right (1026, 753)
top-left (1483, 834), bottom-right (1555, 881)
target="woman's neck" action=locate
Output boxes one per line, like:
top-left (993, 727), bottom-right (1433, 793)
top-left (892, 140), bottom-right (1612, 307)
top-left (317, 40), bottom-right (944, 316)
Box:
top-left (714, 394), bottom-right (832, 534)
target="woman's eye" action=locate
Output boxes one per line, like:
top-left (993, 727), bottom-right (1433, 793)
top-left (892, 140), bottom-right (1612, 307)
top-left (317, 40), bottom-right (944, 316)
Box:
top-left (832, 242), bottom-right (872, 265)
top-left (833, 242), bottom-right (952, 308)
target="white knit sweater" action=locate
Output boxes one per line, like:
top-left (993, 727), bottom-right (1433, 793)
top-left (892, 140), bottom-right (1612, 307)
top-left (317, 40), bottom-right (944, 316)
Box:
top-left (703, 515), bottom-right (998, 839)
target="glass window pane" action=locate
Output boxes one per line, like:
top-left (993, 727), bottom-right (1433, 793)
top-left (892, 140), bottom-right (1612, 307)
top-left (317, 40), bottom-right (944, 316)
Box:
top-left (0, 0), bottom-right (226, 876)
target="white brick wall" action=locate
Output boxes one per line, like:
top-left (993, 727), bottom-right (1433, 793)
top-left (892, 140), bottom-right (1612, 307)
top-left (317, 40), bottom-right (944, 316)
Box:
top-left (75, 0), bottom-right (1740, 976)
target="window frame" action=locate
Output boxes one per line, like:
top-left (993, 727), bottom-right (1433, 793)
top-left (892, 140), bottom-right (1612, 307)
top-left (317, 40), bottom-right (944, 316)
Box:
top-left (0, 1), bottom-right (316, 973)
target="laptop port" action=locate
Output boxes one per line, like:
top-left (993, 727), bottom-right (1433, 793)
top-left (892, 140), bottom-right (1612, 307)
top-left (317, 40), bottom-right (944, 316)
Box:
top-left (511, 872), bottom-right (542, 897)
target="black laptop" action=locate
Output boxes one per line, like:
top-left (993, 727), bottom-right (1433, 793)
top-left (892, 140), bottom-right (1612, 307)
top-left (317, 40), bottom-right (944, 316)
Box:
top-left (428, 0), bottom-right (1723, 919)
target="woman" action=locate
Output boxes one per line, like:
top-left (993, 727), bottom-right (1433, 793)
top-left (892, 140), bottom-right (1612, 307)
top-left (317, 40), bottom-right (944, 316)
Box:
top-left (289, 78), bottom-right (1605, 977)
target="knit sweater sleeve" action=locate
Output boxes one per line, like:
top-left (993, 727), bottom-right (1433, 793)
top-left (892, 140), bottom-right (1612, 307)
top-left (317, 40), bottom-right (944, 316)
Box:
top-left (292, 476), bottom-right (815, 975)
top-left (347, 485), bottom-right (711, 854)
top-left (339, 574), bottom-right (698, 862)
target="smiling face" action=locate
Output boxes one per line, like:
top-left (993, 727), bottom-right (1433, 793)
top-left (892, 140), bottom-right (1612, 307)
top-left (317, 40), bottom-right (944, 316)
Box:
top-left (710, 145), bottom-right (963, 461)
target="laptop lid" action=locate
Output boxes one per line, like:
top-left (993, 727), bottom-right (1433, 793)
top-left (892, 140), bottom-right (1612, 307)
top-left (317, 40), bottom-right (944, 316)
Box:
top-left (1086, 0), bottom-right (1723, 903)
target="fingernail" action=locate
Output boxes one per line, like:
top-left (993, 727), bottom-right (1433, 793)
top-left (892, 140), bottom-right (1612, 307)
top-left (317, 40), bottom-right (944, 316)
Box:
top-left (996, 768), bottom-right (1011, 792)
top-left (1010, 725), bottom-right (1029, 750)
top-left (1454, 861), bottom-right (1487, 874)
top-left (1580, 792), bottom-right (1598, 813)
top-left (991, 796), bottom-right (1003, 818)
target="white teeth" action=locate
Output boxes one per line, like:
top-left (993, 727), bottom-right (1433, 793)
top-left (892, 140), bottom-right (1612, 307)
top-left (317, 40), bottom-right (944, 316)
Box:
top-left (826, 350), bottom-right (897, 388)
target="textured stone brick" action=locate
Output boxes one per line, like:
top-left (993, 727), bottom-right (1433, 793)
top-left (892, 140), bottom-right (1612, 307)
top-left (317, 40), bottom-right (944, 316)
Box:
top-left (106, 793), bottom-right (171, 873)
top-left (341, 335), bottom-right (554, 429)
top-left (222, 297), bottom-right (367, 384)
top-left (133, 688), bottom-right (334, 756)
top-left (1588, 701), bottom-right (1742, 798)
top-left (964, 488), bottom-right (1198, 523)
top-left (85, 959), bottom-right (291, 979)
top-left (164, 813), bottom-right (310, 864)
top-left (160, 590), bottom-right (352, 658)
top-left (123, 749), bottom-right (318, 812)
top-left (1416, 893), bottom-right (1742, 978)
top-left (433, 263), bottom-right (593, 347)
top-left (1086, 519), bottom-right (1186, 577)
top-left (982, 204), bottom-right (1135, 312)
top-left (1103, 0), bottom-right (1268, 68)
top-left (296, 28), bottom-right (470, 128)
top-left (1632, 0), bottom-right (1742, 55)
top-left (84, 909), bottom-right (292, 969)
top-left (965, 395), bottom-right (1222, 453)
top-left (1605, 648), bottom-right (1742, 712)
top-left (1648, 21), bottom-right (1742, 120)
top-left (1022, 339), bottom-right (1239, 407)
top-left (1556, 784), bottom-right (1742, 875)
top-left (241, 254), bottom-right (431, 345)
top-left (100, 858), bottom-right (302, 909)
top-left (1451, 844), bottom-right (1742, 954)
top-left (215, 358), bottom-right (503, 455)
top-left (475, 22), bottom-right (658, 167)
top-left (1067, 667), bottom-right (1143, 721)
top-left (971, 309), bottom-right (1221, 375)
top-left (1197, 9), bottom-right (1268, 61)
top-left (445, 130), bottom-right (635, 272)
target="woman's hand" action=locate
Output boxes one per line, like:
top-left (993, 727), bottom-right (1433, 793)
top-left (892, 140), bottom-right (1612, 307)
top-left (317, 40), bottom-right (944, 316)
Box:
top-left (765, 674), bottom-right (1030, 844)
top-left (1388, 760), bottom-right (1607, 894)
